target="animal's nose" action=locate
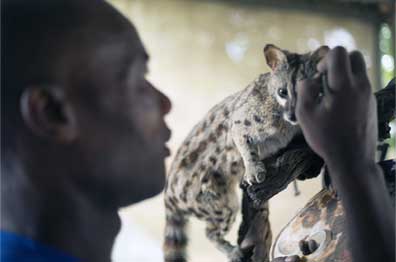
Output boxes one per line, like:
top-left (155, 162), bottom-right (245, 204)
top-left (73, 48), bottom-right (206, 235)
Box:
top-left (284, 111), bottom-right (298, 125)
top-left (287, 112), bottom-right (296, 122)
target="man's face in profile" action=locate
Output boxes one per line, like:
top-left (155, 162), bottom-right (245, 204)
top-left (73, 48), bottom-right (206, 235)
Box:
top-left (62, 4), bottom-right (172, 206)
top-left (3, 1), bottom-right (171, 208)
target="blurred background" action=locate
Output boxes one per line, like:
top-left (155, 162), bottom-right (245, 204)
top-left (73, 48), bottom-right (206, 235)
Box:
top-left (107, 0), bottom-right (395, 261)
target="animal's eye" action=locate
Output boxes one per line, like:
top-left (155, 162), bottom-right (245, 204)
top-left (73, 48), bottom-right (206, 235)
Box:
top-left (277, 87), bottom-right (288, 98)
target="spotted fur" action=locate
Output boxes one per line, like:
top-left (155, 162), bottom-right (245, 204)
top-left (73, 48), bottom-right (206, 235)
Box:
top-left (163, 44), bottom-right (329, 262)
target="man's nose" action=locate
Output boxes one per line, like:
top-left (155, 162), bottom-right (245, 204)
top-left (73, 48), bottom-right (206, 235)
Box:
top-left (147, 81), bottom-right (172, 115)
top-left (159, 91), bottom-right (172, 115)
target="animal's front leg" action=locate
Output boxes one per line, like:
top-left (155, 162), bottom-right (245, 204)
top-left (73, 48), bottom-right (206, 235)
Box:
top-left (246, 156), bottom-right (267, 185)
top-left (234, 134), bottom-right (267, 185)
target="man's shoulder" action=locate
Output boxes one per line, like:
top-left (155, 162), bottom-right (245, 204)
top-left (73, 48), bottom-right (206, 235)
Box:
top-left (0, 231), bottom-right (79, 262)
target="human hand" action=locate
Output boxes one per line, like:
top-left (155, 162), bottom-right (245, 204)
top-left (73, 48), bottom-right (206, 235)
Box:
top-left (295, 46), bottom-right (378, 175)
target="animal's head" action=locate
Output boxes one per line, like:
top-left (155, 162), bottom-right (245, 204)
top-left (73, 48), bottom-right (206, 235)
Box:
top-left (264, 44), bottom-right (329, 125)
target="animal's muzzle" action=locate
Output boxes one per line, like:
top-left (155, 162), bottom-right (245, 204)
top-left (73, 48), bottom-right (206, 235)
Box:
top-left (284, 111), bottom-right (298, 125)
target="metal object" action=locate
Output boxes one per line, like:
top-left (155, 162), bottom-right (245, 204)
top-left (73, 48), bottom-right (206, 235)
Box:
top-left (293, 180), bottom-right (301, 196)
top-left (271, 159), bottom-right (395, 261)
top-left (272, 189), bottom-right (346, 261)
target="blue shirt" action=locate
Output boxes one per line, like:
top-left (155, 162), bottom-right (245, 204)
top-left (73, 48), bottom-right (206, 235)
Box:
top-left (0, 231), bottom-right (79, 262)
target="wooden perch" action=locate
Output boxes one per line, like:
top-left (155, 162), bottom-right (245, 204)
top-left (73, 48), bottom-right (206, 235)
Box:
top-left (237, 134), bottom-right (323, 262)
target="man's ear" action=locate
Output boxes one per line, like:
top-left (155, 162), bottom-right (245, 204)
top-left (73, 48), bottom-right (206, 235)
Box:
top-left (20, 86), bottom-right (78, 143)
top-left (311, 45), bottom-right (330, 63)
top-left (263, 44), bottom-right (287, 71)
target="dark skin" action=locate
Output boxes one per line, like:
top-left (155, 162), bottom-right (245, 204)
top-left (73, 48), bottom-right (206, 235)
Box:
top-left (288, 47), bottom-right (394, 262)
top-left (1, 1), bottom-right (171, 262)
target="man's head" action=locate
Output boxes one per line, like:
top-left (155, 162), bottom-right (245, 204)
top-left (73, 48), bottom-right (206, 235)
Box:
top-left (264, 44), bottom-right (329, 125)
top-left (2, 0), bottom-right (171, 207)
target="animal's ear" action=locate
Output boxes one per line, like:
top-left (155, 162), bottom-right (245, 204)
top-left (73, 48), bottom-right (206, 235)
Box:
top-left (311, 45), bottom-right (330, 62)
top-left (263, 44), bottom-right (287, 71)
top-left (20, 85), bottom-right (78, 143)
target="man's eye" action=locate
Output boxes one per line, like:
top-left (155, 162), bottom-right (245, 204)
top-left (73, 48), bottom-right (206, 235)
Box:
top-left (277, 87), bottom-right (288, 98)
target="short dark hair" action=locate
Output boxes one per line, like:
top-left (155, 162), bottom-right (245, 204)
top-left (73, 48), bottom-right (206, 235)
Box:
top-left (1, 0), bottom-right (88, 150)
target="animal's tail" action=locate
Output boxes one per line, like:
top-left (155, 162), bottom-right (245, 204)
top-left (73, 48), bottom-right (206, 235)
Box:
top-left (163, 211), bottom-right (188, 262)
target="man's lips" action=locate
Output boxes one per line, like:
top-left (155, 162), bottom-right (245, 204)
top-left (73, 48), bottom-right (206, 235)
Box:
top-left (164, 126), bottom-right (172, 142)
top-left (164, 146), bottom-right (171, 156)
top-left (163, 126), bottom-right (172, 156)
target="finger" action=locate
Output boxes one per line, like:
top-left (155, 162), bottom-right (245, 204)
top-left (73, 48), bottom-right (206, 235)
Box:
top-left (296, 78), bottom-right (322, 114)
top-left (321, 72), bottom-right (331, 97)
top-left (317, 54), bottom-right (328, 73)
top-left (349, 51), bottom-right (367, 77)
top-left (324, 46), bottom-right (353, 92)
top-left (349, 51), bottom-right (370, 91)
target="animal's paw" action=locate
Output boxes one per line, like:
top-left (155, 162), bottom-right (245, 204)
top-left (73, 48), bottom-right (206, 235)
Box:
top-left (240, 181), bottom-right (264, 209)
top-left (228, 247), bottom-right (244, 262)
top-left (245, 162), bottom-right (266, 185)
